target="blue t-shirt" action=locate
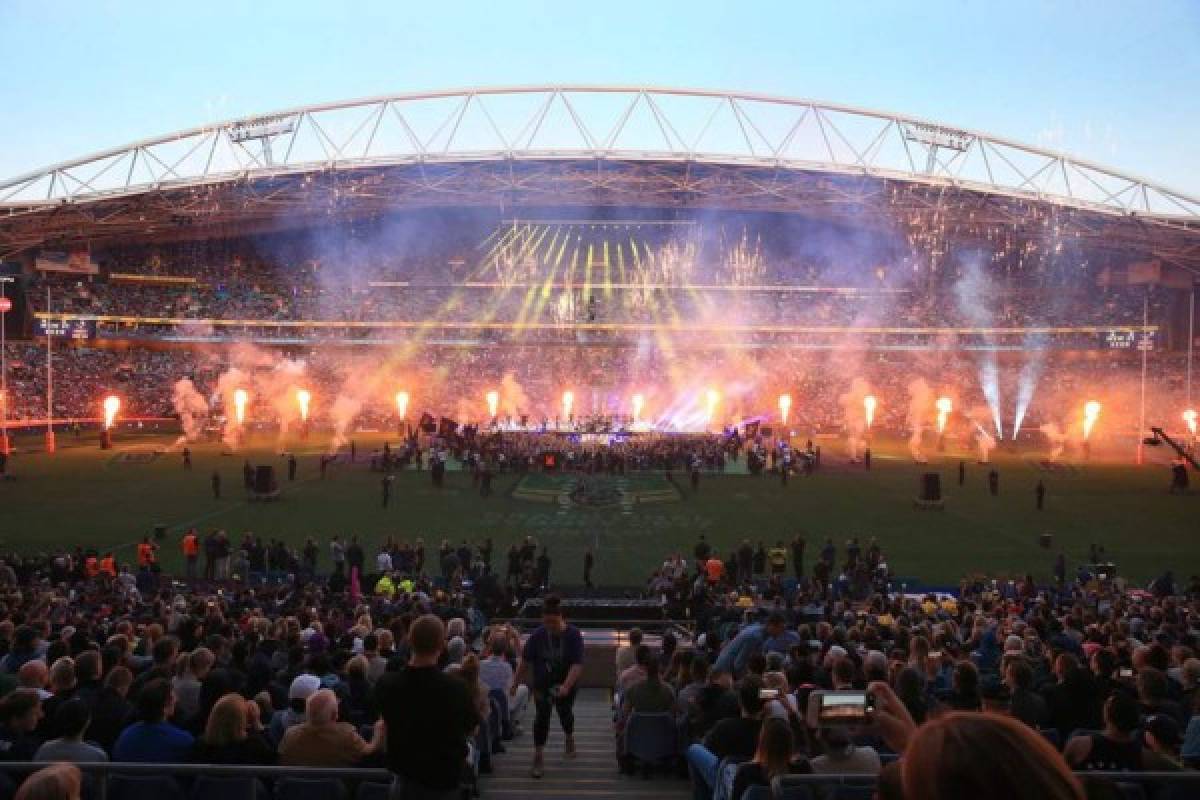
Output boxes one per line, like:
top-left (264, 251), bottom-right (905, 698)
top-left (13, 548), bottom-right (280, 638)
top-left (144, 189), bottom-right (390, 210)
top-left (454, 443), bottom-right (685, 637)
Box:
top-left (522, 625), bottom-right (584, 690)
top-left (113, 721), bottom-right (195, 763)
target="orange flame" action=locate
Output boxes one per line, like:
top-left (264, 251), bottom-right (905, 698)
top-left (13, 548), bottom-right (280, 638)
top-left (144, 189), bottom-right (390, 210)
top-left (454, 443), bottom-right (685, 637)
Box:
top-left (486, 390), bottom-right (499, 418)
top-left (1184, 409), bottom-right (1197, 436)
top-left (631, 393), bottom-right (644, 424)
top-left (936, 396), bottom-right (953, 434)
top-left (233, 389), bottom-right (248, 426)
top-left (1083, 401), bottom-right (1101, 440)
top-left (296, 389), bottom-right (311, 422)
top-left (864, 395), bottom-right (877, 428)
top-left (395, 391), bottom-right (409, 420)
top-left (561, 390), bottom-right (574, 419)
top-left (778, 394), bottom-right (792, 425)
top-left (103, 395), bottom-right (120, 430)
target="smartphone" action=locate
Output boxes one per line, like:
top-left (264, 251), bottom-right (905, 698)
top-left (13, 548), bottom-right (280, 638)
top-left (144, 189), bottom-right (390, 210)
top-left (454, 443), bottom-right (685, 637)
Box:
top-left (806, 690), bottom-right (876, 728)
top-left (928, 650), bottom-right (942, 659)
top-left (1117, 667), bottom-right (1134, 679)
top-left (759, 689), bottom-right (780, 701)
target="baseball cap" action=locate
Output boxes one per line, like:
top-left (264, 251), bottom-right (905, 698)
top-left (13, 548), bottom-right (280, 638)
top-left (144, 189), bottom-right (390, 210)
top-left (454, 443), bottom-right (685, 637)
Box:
top-left (288, 674), bottom-right (321, 700)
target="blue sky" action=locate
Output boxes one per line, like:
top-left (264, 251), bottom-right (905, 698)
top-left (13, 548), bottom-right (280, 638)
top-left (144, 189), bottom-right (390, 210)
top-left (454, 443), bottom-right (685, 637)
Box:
top-left (2, 0), bottom-right (1198, 194)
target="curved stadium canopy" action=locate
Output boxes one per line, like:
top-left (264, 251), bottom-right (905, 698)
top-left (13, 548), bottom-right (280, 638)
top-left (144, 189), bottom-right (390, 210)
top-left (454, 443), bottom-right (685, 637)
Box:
top-left (1, 86), bottom-right (1198, 268)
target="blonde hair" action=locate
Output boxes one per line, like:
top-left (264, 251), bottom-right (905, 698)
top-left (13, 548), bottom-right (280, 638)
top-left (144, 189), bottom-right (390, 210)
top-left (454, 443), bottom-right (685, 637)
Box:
top-left (203, 694), bottom-right (248, 748)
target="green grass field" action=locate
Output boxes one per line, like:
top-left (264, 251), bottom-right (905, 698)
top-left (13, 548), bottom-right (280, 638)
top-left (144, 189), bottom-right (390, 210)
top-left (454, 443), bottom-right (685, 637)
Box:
top-left (1, 430), bottom-right (1196, 588)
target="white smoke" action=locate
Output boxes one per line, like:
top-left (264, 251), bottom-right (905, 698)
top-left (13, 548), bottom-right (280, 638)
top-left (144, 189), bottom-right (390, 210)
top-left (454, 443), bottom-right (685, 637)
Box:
top-left (171, 378), bottom-right (209, 447)
top-left (329, 392), bottom-right (363, 453)
top-left (977, 428), bottom-right (996, 463)
top-left (838, 377), bottom-right (870, 461)
top-left (214, 367), bottom-right (249, 449)
top-left (499, 371), bottom-right (530, 420)
top-left (1040, 422), bottom-right (1068, 462)
top-left (907, 378), bottom-right (932, 462)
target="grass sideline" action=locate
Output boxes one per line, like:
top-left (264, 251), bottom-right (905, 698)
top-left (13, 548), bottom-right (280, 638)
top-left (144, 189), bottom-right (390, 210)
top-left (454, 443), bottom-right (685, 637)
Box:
top-left (0, 430), bottom-right (1195, 588)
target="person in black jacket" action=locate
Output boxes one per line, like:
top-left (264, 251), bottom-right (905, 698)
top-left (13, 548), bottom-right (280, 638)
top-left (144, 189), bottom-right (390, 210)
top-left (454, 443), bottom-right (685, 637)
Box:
top-left (87, 667), bottom-right (133, 754)
top-left (0, 690), bottom-right (43, 761)
top-left (375, 615), bottom-right (479, 799)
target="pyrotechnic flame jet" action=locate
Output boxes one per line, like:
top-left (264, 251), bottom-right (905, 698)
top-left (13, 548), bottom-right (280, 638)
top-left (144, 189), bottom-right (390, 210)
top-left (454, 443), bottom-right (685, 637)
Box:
top-left (1082, 401), bottom-right (1101, 440)
top-left (936, 397), bottom-right (953, 434)
top-left (296, 389), bottom-right (311, 423)
top-left (395, 391), bottom-right (409, 420)
top-left (779, 394), bottom-right (792, 425)
top-left (233, 389), bottom-right (248, 427)
top-left (864, 395), bottom-right (877, 429)
top-left (486, 390), bottom-right (499, 418)
top-left (103, 396), bottom-right (120, 430)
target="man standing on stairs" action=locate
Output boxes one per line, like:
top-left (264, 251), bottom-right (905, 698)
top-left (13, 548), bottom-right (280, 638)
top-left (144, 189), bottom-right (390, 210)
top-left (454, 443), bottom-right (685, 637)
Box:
top-left (513, 594), bottom-right (584, 779)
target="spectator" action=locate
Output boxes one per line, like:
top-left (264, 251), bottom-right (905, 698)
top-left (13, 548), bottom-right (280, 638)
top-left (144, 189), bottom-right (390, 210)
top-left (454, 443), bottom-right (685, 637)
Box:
top-left (480, 635), bottom-right (528, 726)
top-left (616, 654), bottom-right (675, 768)
top-left (810, 725), bottom-right (881, 775)
top-left (192, 693), bottom-right (276, 764)
top-left (279, 689), bottom-right (379, 767)
top-left (903, 712), bottom-right (1085, 800)
top-left (269, 674), bottom-right (320, 745)
top-left (714, 613), bottom-right (787, 676)
top-left (111, 678), bottom-right (194, 763)
top-left (1004, 659), bottom-right (1048, 729)
top-left (731, 718), bottom-right (811, 800)
top-left (172, 647), bottom-right (214, 722)
top-left (513, 594), bottom-right (584, 779)
top-left (33, 700), bottom-right (107, 762)
top-left (686, 675), bottom-right (766, 799)
top-left (14, 764), bottom-right (82, 800)
top-left (1064, 692), bottom-right (1145, 772)
top-left (86, 666), bottom-right (133, 754)
top-left (376, 614), bottom-right (480, 799)
top-left (615, 628), bottom-right (643, 678)
top-left (0, 690), bottom-right (44, 761)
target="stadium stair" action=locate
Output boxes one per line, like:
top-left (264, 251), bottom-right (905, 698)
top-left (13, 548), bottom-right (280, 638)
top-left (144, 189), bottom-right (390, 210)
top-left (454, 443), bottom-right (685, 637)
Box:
top-left (481, 688), bottom-right (689, 799)
top-left (1149, 427), bottom-right (1200, 470)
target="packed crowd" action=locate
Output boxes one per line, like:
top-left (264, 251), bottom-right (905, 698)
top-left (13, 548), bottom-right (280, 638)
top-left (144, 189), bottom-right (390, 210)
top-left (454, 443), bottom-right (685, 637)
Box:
top-left (614, 538), bottom-right (1200, 799)
top-left (0, 527), bottom-right (1194, 800)
top-left (29, 270), bottom-right (1167, 334)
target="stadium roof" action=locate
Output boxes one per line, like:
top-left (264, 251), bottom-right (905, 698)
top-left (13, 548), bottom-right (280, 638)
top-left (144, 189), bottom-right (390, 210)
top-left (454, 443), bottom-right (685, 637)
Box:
top-left (2, 86), bottom-right (1199, 269)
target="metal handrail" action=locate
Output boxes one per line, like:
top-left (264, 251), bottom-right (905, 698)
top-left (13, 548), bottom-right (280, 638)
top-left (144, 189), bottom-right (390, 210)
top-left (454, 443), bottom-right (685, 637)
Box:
top-left (0, 762), bottom-right (1193, 788)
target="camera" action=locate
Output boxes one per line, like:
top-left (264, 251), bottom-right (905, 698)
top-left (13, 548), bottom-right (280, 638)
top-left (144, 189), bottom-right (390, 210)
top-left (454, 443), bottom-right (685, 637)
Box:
top-left (806, 690), bottom-right (876, 728)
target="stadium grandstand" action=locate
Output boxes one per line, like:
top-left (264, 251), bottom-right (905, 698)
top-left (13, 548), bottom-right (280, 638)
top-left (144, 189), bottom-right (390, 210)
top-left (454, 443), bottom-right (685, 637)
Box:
top-left (0, 85), bottom-right (1198, 800)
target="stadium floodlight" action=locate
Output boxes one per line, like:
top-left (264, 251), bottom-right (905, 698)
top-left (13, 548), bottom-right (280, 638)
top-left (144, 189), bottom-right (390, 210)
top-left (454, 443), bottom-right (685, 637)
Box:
top-left (901, 121), bottom-right (975, 174)
top-left (229, 113), bottom-right (297, 166)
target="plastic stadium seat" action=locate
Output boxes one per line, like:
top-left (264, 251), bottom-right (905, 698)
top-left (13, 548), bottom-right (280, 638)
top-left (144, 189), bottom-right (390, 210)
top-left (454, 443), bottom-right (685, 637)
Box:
top-left (275, 777), bottom-right (347, 800)
top-left (109, 775), bottom-right (187, 800)
top-left (831, 787), bottom-right (875, 800)
top-left (354, 782), bottom-right (391, 800)
top-left (1113, 784), bottom-right (1148, 800)
top-left (487, 688), bottom-right (513, 739)
top-left (744, 785), bottom-right (814, 800)
top-left (191, 776), bottom-right (260, 800)
top-left (622, 712), bottom-right (678, 766)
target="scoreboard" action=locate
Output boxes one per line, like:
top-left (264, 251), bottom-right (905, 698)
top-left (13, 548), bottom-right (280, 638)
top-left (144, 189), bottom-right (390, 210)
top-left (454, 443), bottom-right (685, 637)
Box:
top-left (1102, 330), bottom-right (1155, 351)
top-left (35, 319), bottom-right (96, 339)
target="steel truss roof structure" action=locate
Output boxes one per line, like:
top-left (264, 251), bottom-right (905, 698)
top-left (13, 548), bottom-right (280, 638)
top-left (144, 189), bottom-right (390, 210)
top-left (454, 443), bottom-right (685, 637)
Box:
top-left (2, 86), bottom-right (1199, 267)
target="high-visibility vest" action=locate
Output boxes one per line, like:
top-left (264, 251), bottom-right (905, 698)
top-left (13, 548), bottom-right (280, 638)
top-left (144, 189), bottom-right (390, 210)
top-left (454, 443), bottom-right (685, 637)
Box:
top-left (84, 557), bottom-right (99, 577)
top-left (182, 535), bottom-right (198, 557)
top-left (137, 543), bottom-right (155, 566)
top-left (99, 557), bottom-right (116, 576)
